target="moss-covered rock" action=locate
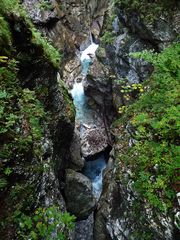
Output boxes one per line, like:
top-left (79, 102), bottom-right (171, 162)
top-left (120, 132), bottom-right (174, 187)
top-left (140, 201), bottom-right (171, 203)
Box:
top-left (0, 1), bottom-right (75, 238)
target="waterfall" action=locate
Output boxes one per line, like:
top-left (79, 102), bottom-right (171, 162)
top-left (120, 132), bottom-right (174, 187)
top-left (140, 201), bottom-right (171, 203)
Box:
top-left (80, 39), bottom-right (99, 76)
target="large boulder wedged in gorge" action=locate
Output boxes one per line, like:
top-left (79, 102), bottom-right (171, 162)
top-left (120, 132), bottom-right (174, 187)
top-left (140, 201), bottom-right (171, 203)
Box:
top-left (81, 127), bottom-right (109, 158)
top-left (69, 131), bottom-right (84, 171)
top-left (64, 169), bottom-right (96, 220)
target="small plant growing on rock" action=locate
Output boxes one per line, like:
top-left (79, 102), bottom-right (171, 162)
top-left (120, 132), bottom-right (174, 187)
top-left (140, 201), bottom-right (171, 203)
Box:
top-left (39, 0), bottom-right (54, 11)
top-left (14, 206), bottom-right (76, 240)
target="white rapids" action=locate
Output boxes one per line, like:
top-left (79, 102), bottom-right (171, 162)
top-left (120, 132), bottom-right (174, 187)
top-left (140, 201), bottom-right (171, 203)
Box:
top-left (80, 42), bottom-right (99, 62)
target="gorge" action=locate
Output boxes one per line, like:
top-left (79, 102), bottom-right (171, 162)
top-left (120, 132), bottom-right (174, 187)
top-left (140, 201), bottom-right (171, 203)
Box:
top-left (0, 0), bottom-right (180, 240)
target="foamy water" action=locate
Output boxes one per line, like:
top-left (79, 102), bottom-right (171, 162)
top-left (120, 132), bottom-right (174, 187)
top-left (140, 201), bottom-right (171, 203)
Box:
top-left (80, 43), bottom-right (99, 62)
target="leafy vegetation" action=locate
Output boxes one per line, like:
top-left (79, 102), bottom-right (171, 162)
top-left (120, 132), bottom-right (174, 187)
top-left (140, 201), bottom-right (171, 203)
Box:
top-left (14, 206), bottom-right (75, 240)
top-left (0, 17), bottom-right (12, 54)
top-left (100, 6), bottom-right (116, 46)
top-left (38, 0), bottom-right (54, 11)
top-left (0, 0), bottom-right (61, 68)
top-left (116, 43), bottom-right (180, 211)
top-left (0, 55), bottom-right (45, 238)
top-left (113, 0), bottom-right (177, 23)
top-left (0, 58), bottom-right (44, 162)
top-left (0, 1), bottom-right (75, 238)
top-left (101, 31), bottom-right (116, 46)
top-left (59, 80), bottom-right (75, 121)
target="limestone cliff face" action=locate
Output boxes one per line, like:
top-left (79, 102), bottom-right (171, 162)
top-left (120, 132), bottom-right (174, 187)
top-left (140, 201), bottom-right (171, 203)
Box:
top-left (0, 2), bottom-right (75, 238)
top-left (23, 0), bottom-right (109, 55)
top-left (93, 2), bottom-right (180, 240)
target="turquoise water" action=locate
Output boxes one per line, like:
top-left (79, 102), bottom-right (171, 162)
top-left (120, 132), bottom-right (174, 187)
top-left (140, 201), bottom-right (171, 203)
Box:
top-left (71, 42), bottom-right (107, 199)
top-left (81, 59), bottom-right (92, 76)
top-left (70, 81), bottom-right (95, 125)
top-left (83, 153), bottom-right (107, 198)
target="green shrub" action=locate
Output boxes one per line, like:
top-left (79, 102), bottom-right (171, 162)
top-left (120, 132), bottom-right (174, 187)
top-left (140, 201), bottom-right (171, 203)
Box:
top-left (101, 31), bottom-right (116, 46)
top-left (0, 16), bottom-right (12, 54)
top-left (116, 43), bottom-right (180, 211)
top-left (39, 0), bottom-right (54, 11)
top-left (0, 58), bottom-right (45, 156)
top-left (0, 177), bottom-right (8, 190)
top-left (14, 206), bottom-right (76, 240)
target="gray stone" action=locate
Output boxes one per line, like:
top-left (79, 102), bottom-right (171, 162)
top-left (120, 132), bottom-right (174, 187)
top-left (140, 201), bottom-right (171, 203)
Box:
top-left (75, 213), bottom-right (94, 240)
top-left (69, 131), bottom-right (84, 171)
top-left (64, 169), bottom-right (96, 220)
top-left (81, 127), bottom-right (109, 157)
top-left (84, 58), bottom-right (115, 122)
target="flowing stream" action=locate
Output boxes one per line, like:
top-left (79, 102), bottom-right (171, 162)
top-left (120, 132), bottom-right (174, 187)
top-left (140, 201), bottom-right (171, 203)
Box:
top-left (70, 41), bottom-right (107, 199)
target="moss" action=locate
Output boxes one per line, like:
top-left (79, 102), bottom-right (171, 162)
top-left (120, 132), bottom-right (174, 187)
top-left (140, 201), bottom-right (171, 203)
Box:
top-left (38, 0), bottom-right (54, 11)
top-left (0, 0), bottom-right (61, 68)
top-left (0, 0), bottom-right (19, 14)
top-left (101, 31), bottom-right (116, 46)
top-left (59, 80), bottom-right (75, 121)
top-left (0, 57), bottom-right (47, 237)
top-left (0, 16), bottom-right (12, 55)
top-left (100, 6), bottom-right (117, 46)
top-left (31, 28), bottom-right (61, 68)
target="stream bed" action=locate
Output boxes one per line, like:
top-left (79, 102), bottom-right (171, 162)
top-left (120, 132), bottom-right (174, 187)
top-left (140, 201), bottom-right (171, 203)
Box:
top-left (70, 41), bottom-right (109, 239)
top-left (70, 70), bottom-right (108, 200)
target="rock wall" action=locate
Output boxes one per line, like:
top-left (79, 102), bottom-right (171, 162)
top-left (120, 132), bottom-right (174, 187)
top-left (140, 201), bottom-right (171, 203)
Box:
top-left (94, 1), bottom-right (180, 240)
top-left (22, 0), bottom-right (110, 227)
top-left (23, 0), bottom-right (109, 55)
top-left (0, 1), bottom-right (75, 238)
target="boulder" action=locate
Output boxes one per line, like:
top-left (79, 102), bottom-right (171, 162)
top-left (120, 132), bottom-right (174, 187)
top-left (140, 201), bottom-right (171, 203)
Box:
top-left (69, 131), bottom-right (84, 171)
top-left (64, 169), bottom-right (96, 220)
top-left (84, 59), bottom-right (115, 121)
top-left (81, 127), bottom-right (109, 157)
top-left (75, 213), bottom-right (94, 240)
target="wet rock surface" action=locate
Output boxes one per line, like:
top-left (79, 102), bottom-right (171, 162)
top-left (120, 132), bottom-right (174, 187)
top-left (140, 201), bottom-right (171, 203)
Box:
top-left (116, 8), bottom-right (179, 49)
top-left (64, 169), bottom-right (96, 220)
top-left (23, 0), bottom-right (59, 25)
top-left (84, 58), bottom-right (115, 121)
top-left (94, 167), bottom-right (116, 240)
top-left (23, 0), bottom-right (109, 55)
top-left (105, 32), bottom-right (153, 110)
top-left (95, 167), bottom-right (175, 240)
top-left (75, 213), bottom-right (94, 240)
top-left (81, 127), bottom-right (109, 158)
